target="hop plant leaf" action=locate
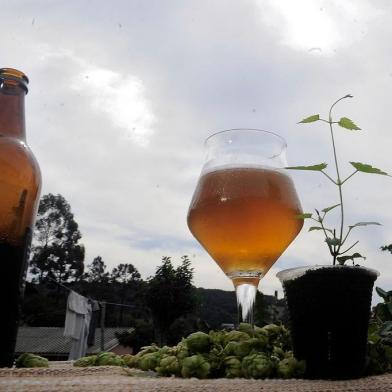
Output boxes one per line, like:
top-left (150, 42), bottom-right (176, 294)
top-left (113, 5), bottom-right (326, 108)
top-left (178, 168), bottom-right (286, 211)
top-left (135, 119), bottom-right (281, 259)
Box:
top-left (322, 204), bottom-right (340, 213)
top-left (325, 237), bottom-right (341, 246)
top-left (350, 162), bottom-right (389, 176)
top-left (338, 117), bottom-right (361, 130)
top-left (286, 163), bottom-right (328, 171)
top-left (296, 213), bottom-right (313, 220)
top-left (336, 252), bottom-right (365, 265)
top-left (298, 114), bottom-right (320, 123)
top-left (309, 226), bottom-right (333, 234)
top-left (349, 221), bottom-right (382, 229)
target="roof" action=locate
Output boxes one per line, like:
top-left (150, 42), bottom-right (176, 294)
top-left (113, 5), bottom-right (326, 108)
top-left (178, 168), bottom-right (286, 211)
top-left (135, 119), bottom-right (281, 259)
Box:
top-left (15, 327), bottom-right (134, 355)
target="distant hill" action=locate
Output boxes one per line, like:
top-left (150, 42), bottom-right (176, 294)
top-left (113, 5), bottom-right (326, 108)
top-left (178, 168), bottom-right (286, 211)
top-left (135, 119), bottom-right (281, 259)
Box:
top-left (196, 288), bottom-right (288, 329)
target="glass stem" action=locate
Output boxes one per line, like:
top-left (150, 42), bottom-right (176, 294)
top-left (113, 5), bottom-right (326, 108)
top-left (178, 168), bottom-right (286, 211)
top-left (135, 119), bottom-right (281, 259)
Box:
top-left (235, 283), bottom-right (257, 326)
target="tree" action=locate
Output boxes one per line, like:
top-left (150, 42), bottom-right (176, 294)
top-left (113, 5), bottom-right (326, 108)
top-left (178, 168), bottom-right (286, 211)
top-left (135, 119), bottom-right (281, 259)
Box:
top-left (381, 244), bottom-right (392, 254)
top-left (111, 263), bottom-right (141, 284)
top-left (146, 255), bottom-right (197, 345)
top-left (110, 263), bottom-right (142, 325)
top-left (29, 194), bottom-right (85, 284)
top-left (84, 256), bottom-right (109, 283)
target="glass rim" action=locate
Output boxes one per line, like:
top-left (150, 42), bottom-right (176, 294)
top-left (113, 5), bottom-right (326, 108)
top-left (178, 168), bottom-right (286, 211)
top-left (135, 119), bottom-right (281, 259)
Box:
top-left (205, 128), bottom-right (287, 148)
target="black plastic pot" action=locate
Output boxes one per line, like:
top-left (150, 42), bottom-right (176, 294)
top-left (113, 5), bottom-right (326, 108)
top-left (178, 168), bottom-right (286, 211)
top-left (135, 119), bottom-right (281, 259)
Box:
top-left (277, 265), bottom-right (379, 380)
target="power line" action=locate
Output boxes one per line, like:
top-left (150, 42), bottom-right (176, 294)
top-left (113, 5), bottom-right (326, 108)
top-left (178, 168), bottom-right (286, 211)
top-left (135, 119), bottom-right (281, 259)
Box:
top-left (45, 276), bottom-right (137, 309)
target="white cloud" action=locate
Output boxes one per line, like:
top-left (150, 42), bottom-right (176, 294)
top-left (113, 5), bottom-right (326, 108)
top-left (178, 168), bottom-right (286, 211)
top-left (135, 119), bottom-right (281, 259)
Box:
top-left (257, 0), bottom-right (382, 55)
top-left (71, 66), bottom-right (155, 147)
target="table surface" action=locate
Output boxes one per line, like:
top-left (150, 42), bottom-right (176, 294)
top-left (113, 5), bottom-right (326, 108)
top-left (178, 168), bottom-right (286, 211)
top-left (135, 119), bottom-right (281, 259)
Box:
top-left (1, 362), bottom-right (392, 392)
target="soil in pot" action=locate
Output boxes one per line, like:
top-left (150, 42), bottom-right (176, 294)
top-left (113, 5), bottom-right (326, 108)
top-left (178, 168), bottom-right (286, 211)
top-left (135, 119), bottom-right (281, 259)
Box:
top-left (280, 265), bottom-right (378, 380)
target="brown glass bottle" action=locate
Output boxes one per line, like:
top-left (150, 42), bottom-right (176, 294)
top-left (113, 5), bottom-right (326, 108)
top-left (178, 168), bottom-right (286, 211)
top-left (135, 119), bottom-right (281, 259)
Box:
top-left (0, 68), bottom-right (41, 367)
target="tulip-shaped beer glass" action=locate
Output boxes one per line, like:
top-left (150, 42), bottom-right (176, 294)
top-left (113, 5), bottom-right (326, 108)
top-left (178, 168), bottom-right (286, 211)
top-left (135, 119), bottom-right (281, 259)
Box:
top-left (187, 129), bottom-right (303, 324)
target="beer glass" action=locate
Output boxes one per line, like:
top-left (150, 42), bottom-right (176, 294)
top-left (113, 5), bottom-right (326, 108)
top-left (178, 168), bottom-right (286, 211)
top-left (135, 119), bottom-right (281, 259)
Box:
top-left (187, 129), bottom-right (303, 324)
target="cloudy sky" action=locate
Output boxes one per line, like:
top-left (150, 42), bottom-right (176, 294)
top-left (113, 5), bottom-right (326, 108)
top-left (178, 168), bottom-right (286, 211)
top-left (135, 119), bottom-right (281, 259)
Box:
top-left (2, 0), bottom-right (392, 301)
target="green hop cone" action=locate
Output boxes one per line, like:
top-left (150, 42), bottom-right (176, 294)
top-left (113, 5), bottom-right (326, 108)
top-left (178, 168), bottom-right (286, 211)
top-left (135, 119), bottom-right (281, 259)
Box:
top-left (137, 352), bottom-right (161, 371)
top-left (181, 354), bottom-right (211, 379)
top-left (224, 356), bottom-right (243, 378)
top-left (238, 323), bottom-right (254, 337)
top-left (138, 344), bottom-right (159, 356)
top-left (15, 353), bottom-right (49, 368)
top-left (156, 355), bottom-right (180, 376)
top-left (175, 340), bottom-right (190, 360)
top-left (276, 357), bottom-right (306, 379)
top-left (209, 330), bottom-right (226, 347)
top-left (242, 353), bottom-right (274, 379)
top-left (122, 354), bottom-right (137, 368)
top-left (224, 330), bottom-right (250, 345)
top-left (159, 346), bottom-right (176, 356)
top-left (206, 347), bottom-right (225, 378)
top-left (73, 355), bottom-right (97, 367)
top-left (185, 332), bottom-right (213, 354)
top-left (224, 341), bottom-right (252, 358)
top-left (272, 346), bottom-right (286, 360)
top-left (95, 352), bottom-right (124, 366)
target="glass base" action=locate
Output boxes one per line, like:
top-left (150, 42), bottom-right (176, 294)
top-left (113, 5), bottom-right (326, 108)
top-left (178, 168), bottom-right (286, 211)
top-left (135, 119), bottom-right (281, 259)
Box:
top-left (227, 271), bottom-right (262, 325)
top-left (227, 270), bottom-right (263, 288)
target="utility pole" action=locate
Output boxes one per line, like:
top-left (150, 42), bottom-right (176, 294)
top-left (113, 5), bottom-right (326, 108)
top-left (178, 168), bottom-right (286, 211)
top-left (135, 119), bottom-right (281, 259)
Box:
top-left (100, 301), bottom-right (106, 352)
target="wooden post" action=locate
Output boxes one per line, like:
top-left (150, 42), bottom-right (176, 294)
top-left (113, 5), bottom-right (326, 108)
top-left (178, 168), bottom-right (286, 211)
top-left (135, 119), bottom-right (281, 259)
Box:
top-left (100, 301), bottom-right (106, 352)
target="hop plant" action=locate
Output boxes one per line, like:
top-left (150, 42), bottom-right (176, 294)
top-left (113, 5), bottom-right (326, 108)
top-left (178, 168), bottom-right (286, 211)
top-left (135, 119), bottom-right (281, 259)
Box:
top-left (288, 95), bottom-right (389, 265)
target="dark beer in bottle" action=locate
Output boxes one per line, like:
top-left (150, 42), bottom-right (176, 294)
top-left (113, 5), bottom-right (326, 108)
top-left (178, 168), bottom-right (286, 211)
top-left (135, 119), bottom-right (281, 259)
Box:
top-left (0, 68), bottom-right (41, 367)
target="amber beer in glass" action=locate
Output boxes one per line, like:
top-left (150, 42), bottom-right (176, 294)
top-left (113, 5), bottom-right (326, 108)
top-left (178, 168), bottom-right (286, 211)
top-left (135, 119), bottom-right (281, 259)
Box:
top-left (0, 69), bottom-right (41, 367)
top-left (187, 129), bottom-right (303, 323)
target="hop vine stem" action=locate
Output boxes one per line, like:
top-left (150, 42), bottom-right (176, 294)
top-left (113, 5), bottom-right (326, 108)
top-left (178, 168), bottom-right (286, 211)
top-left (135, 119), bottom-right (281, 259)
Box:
top-left (328, 95), bottom-right (352, 264)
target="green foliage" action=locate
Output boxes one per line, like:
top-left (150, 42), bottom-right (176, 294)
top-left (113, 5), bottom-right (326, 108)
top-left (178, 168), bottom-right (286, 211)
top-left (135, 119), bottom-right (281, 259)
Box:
top-left (73, 353), bottom-right (124, 367)
top-left (367, 287), bottom-right (392, 374)
top-left (350, 162), bottom-right (389, 175)
top-left (298, 114), bottom-right (320, 123)
top-left (291, 96), bottom-right (389, 265)
top-left (224, 356), bottom-right (243, 378)
top-left (241, 353), bottom-right (274, 379)
top-left (336, 252), bottom-right (365, 265)
top-left (156, 355), bottom-right (180, 376)
top-left (181, 354), bottom-right (211, 378)
top-left (95, 352), bottom-right (125, 366)
top-left (146, 256), bottom-right (197, 345)
top-left (15, 353), bottom-right (49, 368)
top-left (286, 163), bottom-right (327, 171)
top-left (276, 357), bottom-right (306, 379)
top-left (349, 222), bottom-right (382, 229)
top-left (30, 193), bottom-right (85, 284)
top-left (322, 204), bottom-right (340, 213)
top-left (119, 323), bottom-right (303, 379)
top-left (185, 331), bottom-right (213, 354)
top-left (296, 213), bottom-right (313, 219)
top-left (74, 355), bottom-right (97, 367)
top-left (84, 256), bottom-right (109, 283)
top-left (338, 117), bottom-right (361, 130)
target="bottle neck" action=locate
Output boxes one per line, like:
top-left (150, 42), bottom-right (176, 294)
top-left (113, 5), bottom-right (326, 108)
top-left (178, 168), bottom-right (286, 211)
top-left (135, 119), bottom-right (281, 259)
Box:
top-left (0, 88), bottom-right (26, 140)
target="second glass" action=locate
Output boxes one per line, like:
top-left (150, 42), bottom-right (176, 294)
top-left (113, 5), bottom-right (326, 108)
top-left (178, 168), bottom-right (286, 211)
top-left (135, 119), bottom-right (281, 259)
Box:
top-left (187, 129), bottom-right (303, 324)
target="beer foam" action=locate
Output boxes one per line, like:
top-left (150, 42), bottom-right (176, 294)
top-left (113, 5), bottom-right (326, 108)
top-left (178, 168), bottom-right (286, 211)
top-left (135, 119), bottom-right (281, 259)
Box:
top-left (201, 162), bottom-right (287, 176)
